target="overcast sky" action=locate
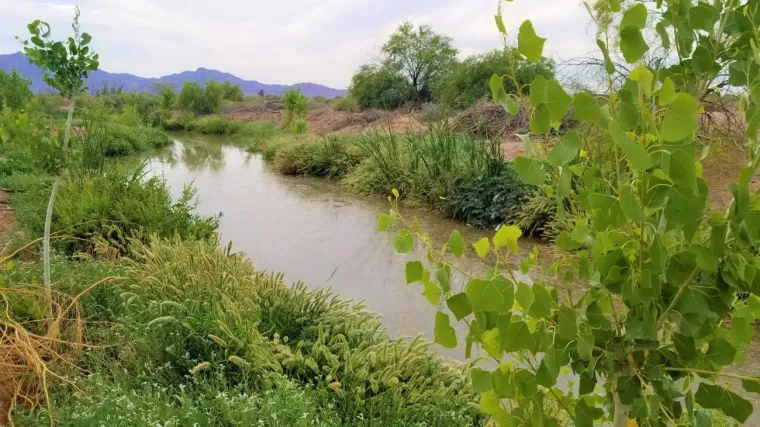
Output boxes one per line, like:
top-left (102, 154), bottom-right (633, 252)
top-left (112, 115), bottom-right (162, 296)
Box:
top-left (0, 0), bottom-right (597, 89)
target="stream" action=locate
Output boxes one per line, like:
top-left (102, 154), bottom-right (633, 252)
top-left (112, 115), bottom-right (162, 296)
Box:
top-left (138, 133), bottom-right (760, 422)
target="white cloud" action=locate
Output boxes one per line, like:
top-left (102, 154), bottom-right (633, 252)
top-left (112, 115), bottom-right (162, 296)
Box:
top-left (0, 0), bottom-right (596, 88)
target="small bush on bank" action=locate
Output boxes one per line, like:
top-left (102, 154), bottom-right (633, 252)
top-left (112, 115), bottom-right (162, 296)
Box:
top-left (101, 123), bottom-right (171, 156)
top-left (446, 163), bottom-right (530, 229)
top-left (185, 115), bottom-right (241, 135)
top-left (330, 96), bottom-right (361, 112)
top-left (162, 112), bottom-right (196, 131)
top-left (271, 136), bottom-right (366, 178)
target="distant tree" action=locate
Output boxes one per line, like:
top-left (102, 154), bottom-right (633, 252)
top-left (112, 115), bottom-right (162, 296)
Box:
top-left (221, 81), bottom-right (244, 101)
top-left (282, 87), bottom-right (308, 132)
top-left (0, 69), bottom-right (33, 110)
top-left (382, 22), bottom-right (457, 103)
top-left (177, 80), bottom-right (224, 115)
top-left (349, 64), bottom-right (410, 110)
top-left (257, 89), bottom-right (265, 96)
top-left (153, 83), bottom-right (176, 110)
top-left (436, 48), bottom-right (555, 108)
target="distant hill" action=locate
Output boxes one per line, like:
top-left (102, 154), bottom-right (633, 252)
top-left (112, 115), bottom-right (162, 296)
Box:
top-left (0, 52), bottom-right (347, 98)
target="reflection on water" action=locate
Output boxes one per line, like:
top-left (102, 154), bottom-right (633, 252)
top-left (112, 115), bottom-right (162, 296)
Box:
top-left (145, 135), bottom-right (760, 422)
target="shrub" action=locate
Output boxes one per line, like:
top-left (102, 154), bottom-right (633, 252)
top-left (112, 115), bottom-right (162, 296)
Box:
top-left (238, 120), bottom-right (282, 141)
top-left (349, 65), bottom-right (410, 110)
top-left (0, 69), bottom-right (33, 110)
top-left (446, 163), bottom-right (530, 229)
top-left (163, 111), bottom-right (195, 131)
top-left (272, 136), bottom-right (365, 178)
top-left (221, 81), bottom-right (244, 102)
top-left (185, 115), bottom-right (240, 135)
top-left (283, 88), bottom-right (309, 130)
top-left (177, 81), bottom-right (224, 115)
top-left (102, 123), bottom-right (171, 155)
top-left (436, 48), bottom-right (555, 108)
top-left (330, 96), bottom-right (360, 112)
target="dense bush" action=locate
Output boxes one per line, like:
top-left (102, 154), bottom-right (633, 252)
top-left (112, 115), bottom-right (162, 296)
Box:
top-left (221, 81), bottom-right (244, 102)
top-left (283, 88), bottom-right (309, 130)
top-left (446, 163), bottom-right (530, 229)
top-left (177, 81), bottom-right (224, 115)
top-left (4, 169), bottom-right (218, 255)
top-left (349, 65), bottom-right (410, 110)
top-left (269, 135), bottom-right (365, 177)
top-left (436, 48), bottom-right (555, 108)
top-left (0, 69), bottom-right (33, 110)
top-left (330, 96), bottom-right (360, 112)
top-left (101, 123), bottom-right (171, 155)
top-left (185, 114), bottom-right (241, 135)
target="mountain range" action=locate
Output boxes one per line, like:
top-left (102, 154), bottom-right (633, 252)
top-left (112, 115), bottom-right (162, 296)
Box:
top-left (0, 52), bottom-right (347, 98)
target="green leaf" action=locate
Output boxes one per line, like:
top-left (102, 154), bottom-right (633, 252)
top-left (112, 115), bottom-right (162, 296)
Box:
top-left (493, 225), bottom-right (522, 254)
top-left (656, 20), bottom-right (671, 50)
top-left (558, 304), bottom-right (577, 339)
top-left (447, 293), bottom-right (472, 321)
top-left (405, 261), bottom-right (423, 284)
top-left (471, 368), bottom-right (493, 393)
top-left (473, 238), bottom-right (490, 258)
top-left (530, 104), bottom-right (552, 134)
top-left (706, 337), bottom-right (737, 366)
top-left (617, 88), bottom-right (639, 130)
top-left (577, 328), bottom-right (594, 361)
top-left (490, 74), bottom-right (519, 115)
top-left (660, 93), bottom-right (698, 142)
top-left (668, 149), bottom-right (697, 190)
top-left (479, 390), bottom-right (502, 415)
top-left (422, 281), bottom-right (442, 305)
top-left (448, 230), bottom-right (465, 258)
top-left (658, 77), bottom-right (677, 106)
top-left (491, 275), bottom-right (515, 313)
top-left (558, 167), bottom-right (572, 197)
top-left (529, 75), bottom-right (547, 107)
top-left (392, 229), bottom-right (414, 253)
top-left (742, 379), bottom-right (760, 395)
top-left (548, 131), bottom-right (581, 166)
top-left (689, 3), bottom-right (718, 31)
top-left (555, 231), bottom-right (584, 250)
top-left (436, 266), bottom-right (451, 293)
top-left (619, 184), bottom-right (646, 222)
top-left (498, 317), bottom-right (536, 352)
top-left (517, 20), bottom-right (546, 62)
top-left (494, 14), bottom-right (506, 34)
top-left (514, 156), bottom-right (546, 185)
top-left (545, 79), bottom-right (572, 122)
top-left (574, 398), bottom-right (595, 427)
top-left (620, 26), bottom-right (649, 63)
top-left (376, 213), bottom-right (390, 231)
top-left (466, 279), bottom-right (504, 312)
top-left (528, 283), bottom-right (553, 318)
top-left (630, 64), bottom-right (654, 96)
top-left (608, 120), bottom-right (652, 173)
top-left (620, 3), bottom-right (647, 29)
top-left (596, 39), bottom-right (615, 74)
top-left (391, 188), bottom-right (399, 198)
top-left (675, 287), bottom-right (709, 316)
top-left (434, 311), bottom-right (457, 348)
top-left (515, 282), bottom-right (534, 313)
top-left (692, 45), bottom-right (720, 76)
top-left (573, 92), bottom-right (602, 123)
top-left (695, 383), bottom-right (753, 423)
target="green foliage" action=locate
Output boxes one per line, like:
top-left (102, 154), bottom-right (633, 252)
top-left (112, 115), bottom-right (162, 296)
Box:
top-left (330, 96), bottom-right (361, 112)
top-left (447, 163), bottom-right (531, 230)
top-left (177, 81), bottom-right (224, 115)
top-left (185, 114), bottom-right (241, 135)
top-left (221, 81), bottom-right (244, 102)
top-left (349, 64), bottom-right (410, 110)
top-left (19, 7), bottom-right (99, 98)
top-left (152, 83), bottom-right (176, 110)
top-left (0, 69), bottom-right (33, 110)
top-left (283, 88), bottom-right (309, 130)
top-left (100, 123), bottom-right (171, 156)
top-left (383, 22), bottom-right (458, 103)
top-left (379, 1), bottom-right (760, 426)
top-left (437, 48), bottom-right (555, 108)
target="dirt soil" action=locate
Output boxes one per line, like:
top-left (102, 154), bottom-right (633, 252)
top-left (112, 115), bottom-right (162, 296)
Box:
top-left (225, 100), bottom-right (425, 135)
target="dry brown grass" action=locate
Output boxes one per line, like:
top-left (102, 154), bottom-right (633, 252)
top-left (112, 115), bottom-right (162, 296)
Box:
top-left (0, 240), bottom-right (123, 426)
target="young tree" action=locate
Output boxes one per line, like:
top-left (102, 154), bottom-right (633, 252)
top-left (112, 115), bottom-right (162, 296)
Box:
top-left (153, 83), bottom-right (176, 110)
top-left (221, 81), bottom-right (244, 101)
top-left (382, 22), bottom-right (457, 103)
top-left (20, 7), bottom-right (99, 313)
top-left (381, 1), bottom-right (760, 426)
top-left (348, 64), bottom-right (410, 110)
top-left (0, 69), bottom-right (33, 110)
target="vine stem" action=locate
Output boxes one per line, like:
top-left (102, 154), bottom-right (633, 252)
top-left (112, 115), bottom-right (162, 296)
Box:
top-left (656, 266), bottom-right (700, 329)
top-left (664, 367), bottom-right (760, 382)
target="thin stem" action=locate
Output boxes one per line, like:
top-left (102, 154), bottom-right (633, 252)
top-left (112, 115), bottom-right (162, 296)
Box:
top-left (656, 266), bottom-right (700, 328)
top-left (664, 367), bottom-right (760, 382)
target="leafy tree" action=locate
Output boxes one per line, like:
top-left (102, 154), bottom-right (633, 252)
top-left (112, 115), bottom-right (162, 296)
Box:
top-left (382, 22), bottom-right (458, 103)
top-left (20, 6), bottom-right (99, 311)
top-left (381, 1), bottom-right (760, 426)
top-left (0, 69), bottom-right (33, 110)
top-left (436, 48), bottom-right (555, 108)
top-left (349, 64), bottom-right (410, 110)
top-left (282, 87), bottom-right (308, 132)
top-left (176, 80), bottom-right (224, 115)
top-left (153, 83), bottom-right (176, 110)
top-left (221, 81), bottom-right (244, 101)
top-left (258, 89), bottom-right (265, 96)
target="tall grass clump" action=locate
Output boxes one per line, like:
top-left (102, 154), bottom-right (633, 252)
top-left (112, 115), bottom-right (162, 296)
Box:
top-left (330, 96), bottom-right (361, 112)
top-left (185, 115), bottom-right (241, 135)
top-left (271, 135), bottom-right (366, 177)
top-left (107, 237), bottom-right (480, 426)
